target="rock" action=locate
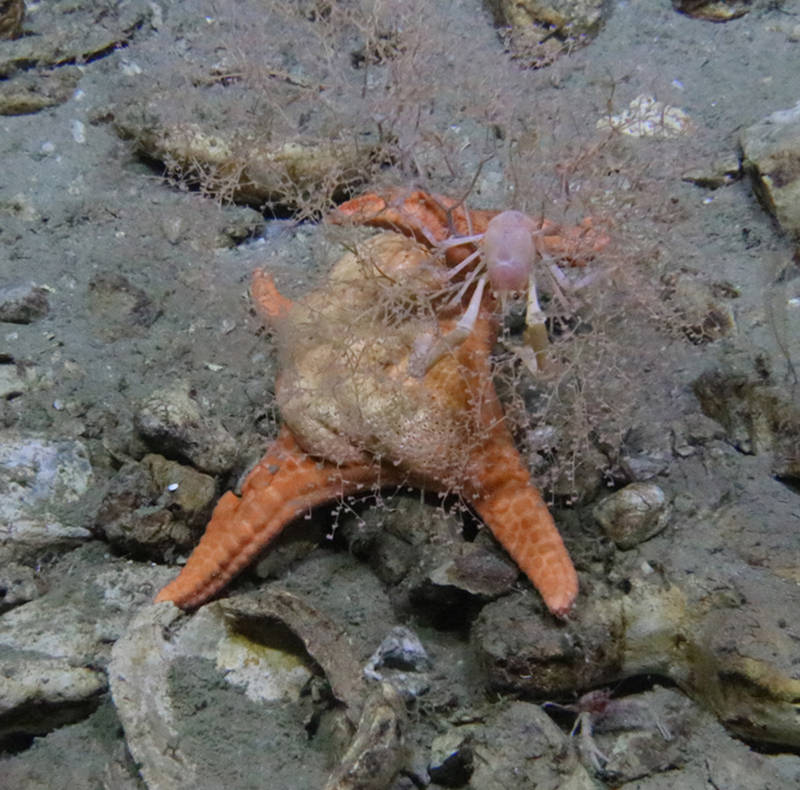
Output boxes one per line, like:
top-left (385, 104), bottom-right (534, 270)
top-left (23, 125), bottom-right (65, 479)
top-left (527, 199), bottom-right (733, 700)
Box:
top-left (364, 626), bottom-right (431, 701)
top-left (252, 516), bottom-right (329, 581)
top-left (546, 438), bottom-right (608, 500)
top-left (115, 117), bottom-right (384, 209)
top-left (145, 454), bottom-right (216, 516)
top-left (94, 454), bottom-right (216, 559)
top-left (0, 358), bottom-right (33, 399)
top-left (428, 548), bottom-right (519, 598)
top-left (0, 284), bottom-right (49, 323)
top-left (741, 101), bottom-right (800, 239)
top-left (0, 433), bottom-right (93, 562)
top-left (219, 590), bottom-right (368, 722)
top-left (428, 730), bottom-right (474, 787)
top-left (368, 531), bottom-right (416, 586)
top-left (593, 482), bottom-right (670, 549)
top-left (0, 544), bottom-right (172, 749)
top-left (681, 152), bottom-right (741, 189)
top-left (406, 542), bottom-right (519, 628)
top-left (619, 578), bottom-right (800, 749)
top-left (673, 0), bottom-right (750, 21)
top-left (0, 0), bottom-right (152, 79)
top-left (618, 422), bottom-right (672, 481)
top-left (597, 95), bottom-right (693, 138)
top-left (341, 495), bottom-right (441, 567)
top-left (110, 591), bottom-right (396, 789)
top-left (467, 700), bottom-right (594, 789)
top-left (693, 367), bottom-right (800, 455)
top-left (473, 565), bottom-right (800, 749)
top-left (215, 205), bottom-right (265, 247)
top-left (0, 0), bottom-right (23, 40)
top-left (135, 382), bottom-right (238, 475)
top-left (0, 67), bottom-right (82, 116)
top-left (670, 412), bottom-right (726, 458)
top-left (0, 700), bottom-right (142, 790)
top-left (664, 271), bottom-right (737, 344)
top-left (0, 659), bottom-right (106, 749)
top-left (472, 593), bottom-right (620, 697)
top-left (87, 272), bottom-right (159, 342)
top-left (0, 562), bottom-right (40, 613)
top-left (108, 604), bottom-right (201, 790)
top-left (323, 683), bottom-right (407, 790)
top-left (486, 0), bottom-right (609, 69)
top-left (341, 495), bottom-right (517, 623)
top-left (773, 443), bottom-right (800, 483)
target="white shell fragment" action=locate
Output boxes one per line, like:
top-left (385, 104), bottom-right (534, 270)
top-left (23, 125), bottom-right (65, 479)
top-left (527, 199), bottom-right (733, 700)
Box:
top-left (597, 95), bottom-right (693, 138)
top-left (71, 119), bottom-right (86, 144)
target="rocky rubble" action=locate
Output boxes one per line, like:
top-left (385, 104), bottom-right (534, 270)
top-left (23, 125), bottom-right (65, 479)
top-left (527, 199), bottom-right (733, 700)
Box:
top-left (2, 0), bottom-right (800, 787)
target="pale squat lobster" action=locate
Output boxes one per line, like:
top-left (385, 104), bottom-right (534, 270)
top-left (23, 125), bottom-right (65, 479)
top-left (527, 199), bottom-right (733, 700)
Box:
top-left (435, 209), bottom-right (553, 373)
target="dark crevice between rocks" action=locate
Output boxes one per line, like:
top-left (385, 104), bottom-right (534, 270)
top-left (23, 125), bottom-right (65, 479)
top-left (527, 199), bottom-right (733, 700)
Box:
top-left (3, 35), bottom-right (134, 77)
top-left (0, 17), bottom-right (146, 80)
top-left (123, 148), bottom-right (372, 223)
top-left (0, 693), bottom-right (103, 755)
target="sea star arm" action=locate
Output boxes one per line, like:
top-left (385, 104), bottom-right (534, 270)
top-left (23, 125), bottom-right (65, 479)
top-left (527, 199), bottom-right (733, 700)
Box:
top-left (465, 434), bottom-right (579, 618)
top-left (155, 426), bottom-right (387, 609)
top-left (251, 268), bottom-right (293, 325)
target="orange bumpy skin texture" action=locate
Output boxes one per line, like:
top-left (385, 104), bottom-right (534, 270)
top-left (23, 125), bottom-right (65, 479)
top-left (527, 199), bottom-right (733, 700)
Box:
top-left (156, 191), bottom-right (594, 617)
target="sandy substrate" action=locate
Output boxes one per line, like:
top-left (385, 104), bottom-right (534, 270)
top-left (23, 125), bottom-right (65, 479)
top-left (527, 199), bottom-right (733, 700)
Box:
top-left (1, 0), bottom-right (799, 788)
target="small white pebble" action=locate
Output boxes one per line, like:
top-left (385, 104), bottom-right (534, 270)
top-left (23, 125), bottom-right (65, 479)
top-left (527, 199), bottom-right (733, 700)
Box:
top-left (161, 216), bottom-right (183, 244)
top-left (71, 120), bottom-right (86, 144)
top-left (52, 400), bottom-right (64, 410)
top-left (40, 141), bottom-right (55, 155)
top-left (120, 60), bottom-right (142, 76)
top-left (149, 2), bottom-right (164, 29)
top-left (167, 482), bottom-right (179, 492)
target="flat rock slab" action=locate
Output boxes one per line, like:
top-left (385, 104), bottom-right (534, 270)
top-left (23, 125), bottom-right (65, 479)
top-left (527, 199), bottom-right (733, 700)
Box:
top-left (741, 100), bottom-right (800, 239)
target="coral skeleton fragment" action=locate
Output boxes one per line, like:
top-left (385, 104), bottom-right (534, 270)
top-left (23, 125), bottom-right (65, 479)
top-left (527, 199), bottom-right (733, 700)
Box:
top-left (156, 189), bottom-right (608, 617)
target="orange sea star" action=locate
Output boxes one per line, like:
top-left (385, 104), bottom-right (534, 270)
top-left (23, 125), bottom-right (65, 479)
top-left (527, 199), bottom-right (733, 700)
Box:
top-left (155, 191), bottom-right (603, 617)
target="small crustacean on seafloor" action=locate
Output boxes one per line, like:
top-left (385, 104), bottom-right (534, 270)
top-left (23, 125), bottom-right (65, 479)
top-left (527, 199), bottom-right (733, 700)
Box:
top-left (155, 190), bottom-right (608, 617)
top-left (544, 689), bottom-right (672, 773)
